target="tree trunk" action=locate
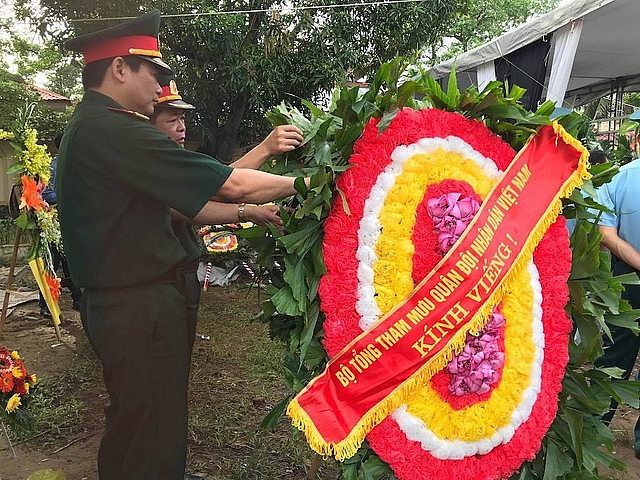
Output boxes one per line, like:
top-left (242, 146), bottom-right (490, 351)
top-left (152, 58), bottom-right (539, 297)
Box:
top-left (203, 90), bottom-right (251, 164)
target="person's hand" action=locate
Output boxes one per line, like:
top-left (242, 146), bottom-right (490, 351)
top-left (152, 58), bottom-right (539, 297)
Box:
top-left (246, 204), bottom-right (283, 228)
top-left (262, 125), bottom-right (303, 156)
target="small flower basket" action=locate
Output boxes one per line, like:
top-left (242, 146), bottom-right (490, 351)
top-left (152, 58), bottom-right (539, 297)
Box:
top-left (0, 345), bottom-right (37, 451)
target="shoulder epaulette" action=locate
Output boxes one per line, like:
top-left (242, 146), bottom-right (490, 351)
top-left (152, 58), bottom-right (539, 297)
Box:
top-left (107, 107), bottom-right (150, 121)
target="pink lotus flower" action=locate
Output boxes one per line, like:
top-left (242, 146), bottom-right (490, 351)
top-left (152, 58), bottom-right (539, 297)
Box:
top-left (447, 312), bottom-right (506, 396)
top-left (427, 192), bottom-right (480, 254)
top-left (427, 193), bottom-right (461, 219)
top-left (457, 196), bottom-right (480, 221)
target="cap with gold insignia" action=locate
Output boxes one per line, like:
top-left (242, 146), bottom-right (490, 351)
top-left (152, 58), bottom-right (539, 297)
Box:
top-left (156, 74), bottom-right (196, 110)
top-left (65, 10), bottom-right (172, 75)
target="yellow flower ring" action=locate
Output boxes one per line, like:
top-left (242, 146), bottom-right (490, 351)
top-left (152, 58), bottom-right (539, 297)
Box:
top-left (319, 108), bottom-right (573, 479)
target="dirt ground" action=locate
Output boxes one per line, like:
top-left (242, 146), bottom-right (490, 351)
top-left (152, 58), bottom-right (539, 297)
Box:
top-left (0, 284), bottom-right (638, 480)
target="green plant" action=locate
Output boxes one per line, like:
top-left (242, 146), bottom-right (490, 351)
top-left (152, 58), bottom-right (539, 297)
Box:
top-left (0, 215), bottom-right (20, 245)
top-left (244, 59), bottom-right (639, 479)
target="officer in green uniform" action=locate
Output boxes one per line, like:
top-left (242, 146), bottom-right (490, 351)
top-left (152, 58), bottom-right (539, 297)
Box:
top-left (57, 10), bottom-right (303, 480)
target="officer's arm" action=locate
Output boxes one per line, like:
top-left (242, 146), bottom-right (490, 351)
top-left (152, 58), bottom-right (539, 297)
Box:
top-left (172, 203), bottom-right (283, 227)
top-left (230, 125), bottom-right (303, 169)
top-left (599, 225), bottom-right (640, 271)
top-left (213, 168), bottom-right (306, 204)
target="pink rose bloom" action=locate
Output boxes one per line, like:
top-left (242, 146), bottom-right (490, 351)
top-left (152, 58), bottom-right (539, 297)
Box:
top-left (427, 193), bottom-right (461, 220)
top-left (457, 196), bottom-right (480, 222)
top-left (447, 311), bottom-right (506, 395)
top-left (437, 215), bottom-right (468, 236)
top-left (437, 232), bottom-right (458, 253)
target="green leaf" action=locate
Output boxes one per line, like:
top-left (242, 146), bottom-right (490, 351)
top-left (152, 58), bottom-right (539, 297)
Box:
top-left (377, 107), bottom-right (400, 134)
top-left (270, 286), bottom-right (301, 316)
top-left (279, 224), bottom-right (321, 256)
top-left (260, 394), bottom-right (293, 428)
top-left (314, 142), bottom-right (332, 165)
top-left (15, 212), bottom-right (35, 230)
top-left (361, 455), bottom-right (393, 479)
top-left (445, 63), bottom-right (459, 106)
top-left (607, 379), bottom-right (640, 407)
top-left (563, 408), bottom-right (584, 465)
top-left (283, 254), bottom-right (308, 312)
top-left (542, 440), bottom-right (573, 480)
top-left (298, 301), bottom-right (319, 366)
top-left (7, 162), bottom-right (25, 175)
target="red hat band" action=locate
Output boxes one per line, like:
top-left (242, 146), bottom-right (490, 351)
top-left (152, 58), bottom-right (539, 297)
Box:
top-left (82, 34), bottom-right (161, 64)
top-left (158, 81), bottom-right (182, 104)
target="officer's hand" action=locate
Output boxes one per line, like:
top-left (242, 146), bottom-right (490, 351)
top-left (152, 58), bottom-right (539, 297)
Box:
top-left (263, 125), bottom-right (303, 155)
top-left (246, 204), bottom-right (284, 232)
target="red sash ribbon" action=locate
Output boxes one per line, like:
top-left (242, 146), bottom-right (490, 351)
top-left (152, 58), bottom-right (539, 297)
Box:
top-left (287, 124), bottom-right (589, 460)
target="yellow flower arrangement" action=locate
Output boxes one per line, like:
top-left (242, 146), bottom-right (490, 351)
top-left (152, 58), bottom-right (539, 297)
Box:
top-left (2, 104), bottom-right (63, 309)
top-left (21, 127), bottom-right (52, 184)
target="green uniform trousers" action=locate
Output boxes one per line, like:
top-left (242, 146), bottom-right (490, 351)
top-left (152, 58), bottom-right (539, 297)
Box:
top-left (81, 267), bottom-right (201, 480)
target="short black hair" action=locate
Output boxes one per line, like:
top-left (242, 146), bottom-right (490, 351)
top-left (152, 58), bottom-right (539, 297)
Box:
top-left (589, 149), bottom-right (607, 165)
top-left (81, 55), bottom-right (146, 90)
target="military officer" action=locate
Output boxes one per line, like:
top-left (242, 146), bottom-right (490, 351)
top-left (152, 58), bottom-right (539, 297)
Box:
top-left (150, 74), bottom-right (301, 353)
top-left (57, 10), bottom-right (304, 480)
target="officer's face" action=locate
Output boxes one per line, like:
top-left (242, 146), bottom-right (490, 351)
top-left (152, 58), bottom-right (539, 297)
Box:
top-left (152, 109), bottom-right (187, 146)
top-left (127, 62), bottom-right (162, 116)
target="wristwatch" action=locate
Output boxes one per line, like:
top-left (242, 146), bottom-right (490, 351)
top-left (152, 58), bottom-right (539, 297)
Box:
top-left (237, 202), bottom-right (246, 221)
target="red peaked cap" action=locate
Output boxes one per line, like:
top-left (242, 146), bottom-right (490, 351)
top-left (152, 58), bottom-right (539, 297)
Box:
top-left (64, 10), bottom-right (172, 74)
top-left (156, 74), bottom-right (195, 110)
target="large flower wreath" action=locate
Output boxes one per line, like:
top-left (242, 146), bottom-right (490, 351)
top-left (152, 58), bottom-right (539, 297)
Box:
top-left (318, 108), bottom-right (573, 479)
top-left (256, 61), bottom-right (632, 479)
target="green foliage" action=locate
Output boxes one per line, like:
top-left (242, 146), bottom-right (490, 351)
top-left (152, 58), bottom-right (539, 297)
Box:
top-left (0, 70), bottom-right (71, 141)
top-left (246, 59), bottom-right (639, 479)
top-left (24, 0), bottom-right (464, 162)
top-left (431, 0), bottom-right (559, 63)
top-left (341, 441), bottom-right (397, 480)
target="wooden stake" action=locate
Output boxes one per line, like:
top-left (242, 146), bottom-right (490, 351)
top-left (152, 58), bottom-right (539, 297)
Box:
top-left (0, 228), bottom-right (22, 339)
top-left (307, 452), bottom-right (322, 479)
top-left (0, 421), bottom-right (17, 458)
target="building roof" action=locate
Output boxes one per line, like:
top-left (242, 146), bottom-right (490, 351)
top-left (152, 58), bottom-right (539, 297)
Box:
top-left (29, 84), bottom-right (71, 103)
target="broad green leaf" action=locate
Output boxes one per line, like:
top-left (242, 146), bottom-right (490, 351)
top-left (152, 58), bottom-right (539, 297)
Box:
top-left (270, 286), bottom-right (301, 316)
top-left (283, 253), bottom-right (308, 312)
top-left (563, 408), bottom-right (584, 466)
top-left (542, 440), bottom-right (573, 480)
top-left (298, 301), bottom-right (319, 366)
top-left (279, 224), bottom-right (321, 256)
top-left (377, 107), bottom-right (400, 134)
top-left (7, 162), bottom-right (25, 175)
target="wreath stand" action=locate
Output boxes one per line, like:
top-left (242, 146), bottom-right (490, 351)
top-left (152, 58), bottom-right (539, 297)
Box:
top-left (0, 227), bottom-right (62, 342)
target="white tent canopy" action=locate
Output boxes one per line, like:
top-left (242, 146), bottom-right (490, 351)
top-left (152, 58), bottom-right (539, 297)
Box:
top-left (429, 0), bottom-right (640, 108)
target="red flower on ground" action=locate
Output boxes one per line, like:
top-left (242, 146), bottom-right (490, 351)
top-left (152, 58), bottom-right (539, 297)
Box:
top-left (0, 371), bottom-right (14, 393)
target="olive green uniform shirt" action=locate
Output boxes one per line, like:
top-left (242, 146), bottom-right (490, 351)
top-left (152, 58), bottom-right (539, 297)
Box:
top-left (171, 221), bottom-right (202, 261)
top-left (57, 90), bottom-right (232, 288)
